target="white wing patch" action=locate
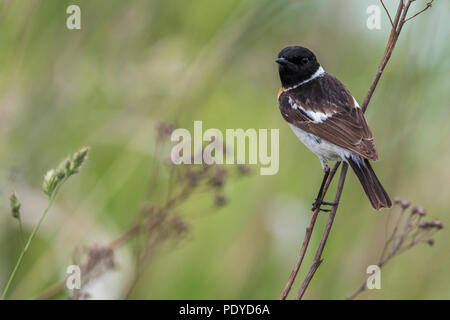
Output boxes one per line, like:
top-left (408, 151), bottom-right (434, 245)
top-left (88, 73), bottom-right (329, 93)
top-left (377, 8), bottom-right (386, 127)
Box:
top-left (288, 97), bottom-right (335, 124)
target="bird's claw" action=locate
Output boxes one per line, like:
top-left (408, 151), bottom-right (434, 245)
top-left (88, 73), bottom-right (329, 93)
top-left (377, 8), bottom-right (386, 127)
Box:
top-left (311, 198), bottom-right (339, 212)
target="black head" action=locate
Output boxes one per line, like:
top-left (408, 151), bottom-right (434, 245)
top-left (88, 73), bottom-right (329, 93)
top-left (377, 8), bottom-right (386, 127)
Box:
top-left (276, 46), bottom-right (321, 88)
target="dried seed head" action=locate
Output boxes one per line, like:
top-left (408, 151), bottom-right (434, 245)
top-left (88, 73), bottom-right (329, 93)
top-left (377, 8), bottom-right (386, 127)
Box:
top-left (427, 239), bottom-right (435, 246)
top-left (400, 200), bottom-right (410, 210)
top-left (418, 207), bottom-right (427, 216)
top-left (419, 221), bottom-right (432, 229)
top-left (419, 220), bottom-right (443, 230)
top-left (210, 166), bottom-right (226, 187)
top-left (431, 220), bottom-right (444, 230)
top-left (411, 206), bottom-right (426, 216)
top-left (9, 192), bottom-right (21, 219)
top-left (215, 194), bottom-right (226, 207)
top-left (171, 215), bottom-right (190, 234)
top-left (393, 197), bottom-right (401, 205)
top-left (237, 164), bottom-right (252, 175)
top-left (186, 169), bottom-right (200, 187)
top-left (157, 121), bottom-right (176, 139)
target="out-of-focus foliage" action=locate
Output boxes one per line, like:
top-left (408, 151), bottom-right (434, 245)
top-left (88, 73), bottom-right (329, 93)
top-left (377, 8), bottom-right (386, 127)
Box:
top-left (0, 0), bottom-right (448, 299)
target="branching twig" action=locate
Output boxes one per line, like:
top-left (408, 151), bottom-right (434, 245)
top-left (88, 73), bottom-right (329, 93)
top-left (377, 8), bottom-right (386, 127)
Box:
top-left (347, 200), bottom-right (443, 300)
top-left (36, 129), bottom-right (250, 300)
top-left (296, 163), bottom-right (348, 299)
top-left (380, 0), bottom-right (394, 27)
top-left (281, 0), bottom-right (435, 300)
top-left (280, 162), bottom-right (340, 299)
top-left (404, 0), bottom-right (434, 22)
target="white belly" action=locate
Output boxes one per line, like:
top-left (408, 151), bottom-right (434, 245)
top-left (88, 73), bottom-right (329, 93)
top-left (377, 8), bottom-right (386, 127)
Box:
top-left (288, 124), bottom-right (352, 162)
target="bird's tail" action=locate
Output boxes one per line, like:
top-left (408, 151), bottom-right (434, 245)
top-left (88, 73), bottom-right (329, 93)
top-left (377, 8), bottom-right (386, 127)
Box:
top-left (347, 156), bottom-right (392, 210)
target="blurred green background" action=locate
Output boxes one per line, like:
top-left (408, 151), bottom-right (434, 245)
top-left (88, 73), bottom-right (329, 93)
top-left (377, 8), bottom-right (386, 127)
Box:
top-left (0, 0), bottom-right (449, 299)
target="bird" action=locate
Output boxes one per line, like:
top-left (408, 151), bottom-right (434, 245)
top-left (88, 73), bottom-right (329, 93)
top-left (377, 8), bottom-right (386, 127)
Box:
top-left (276, 46), bottom-right (391, 211)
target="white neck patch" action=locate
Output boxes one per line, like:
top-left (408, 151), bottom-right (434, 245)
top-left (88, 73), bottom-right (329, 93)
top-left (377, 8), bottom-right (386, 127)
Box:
top-left (285, 66), bottom-right (325, 91)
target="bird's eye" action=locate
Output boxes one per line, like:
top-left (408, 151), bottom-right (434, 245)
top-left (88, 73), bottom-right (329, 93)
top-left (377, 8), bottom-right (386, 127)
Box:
top-left (301, 57), bottom-right (309, 65)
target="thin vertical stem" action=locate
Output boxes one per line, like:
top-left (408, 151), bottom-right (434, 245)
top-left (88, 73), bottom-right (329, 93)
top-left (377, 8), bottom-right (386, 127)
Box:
top-left (1, 180), bottom-right (64, 300)
top-left (280, 162), bottom-right (340, 299)
top-left (296, 163), bottom-right (348, 299)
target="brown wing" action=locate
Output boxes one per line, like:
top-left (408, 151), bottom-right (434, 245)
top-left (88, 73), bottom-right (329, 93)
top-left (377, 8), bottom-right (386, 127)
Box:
top-left (278, 74), bottom-right (378, 161)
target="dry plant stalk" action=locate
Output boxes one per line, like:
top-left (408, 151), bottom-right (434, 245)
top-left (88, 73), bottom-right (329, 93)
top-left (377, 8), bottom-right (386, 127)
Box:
top-left (281, 0), bottom-right (436, 300)
top-left (347, 199), bottom-right (443, 300)
top-left (37, 122), bottom-right (251, 300)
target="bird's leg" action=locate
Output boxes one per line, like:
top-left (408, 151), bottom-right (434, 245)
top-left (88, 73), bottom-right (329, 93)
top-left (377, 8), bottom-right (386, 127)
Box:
top-left (311, 160), bottom-right (338, 212)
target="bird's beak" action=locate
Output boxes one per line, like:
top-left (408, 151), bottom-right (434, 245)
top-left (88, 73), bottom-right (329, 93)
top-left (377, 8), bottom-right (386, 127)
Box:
top-left (276, 57), bottom-right (289, 65)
